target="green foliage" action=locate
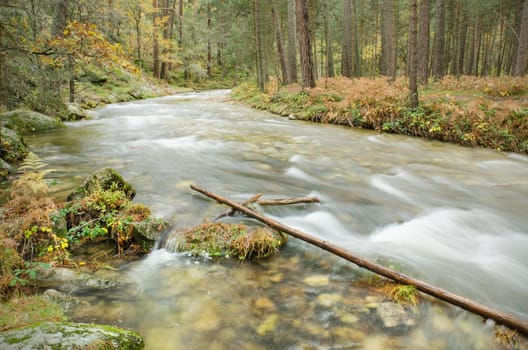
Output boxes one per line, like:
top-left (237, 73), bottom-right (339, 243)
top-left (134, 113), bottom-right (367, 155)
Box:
top-left (389, 285), bottom-right (418, 309)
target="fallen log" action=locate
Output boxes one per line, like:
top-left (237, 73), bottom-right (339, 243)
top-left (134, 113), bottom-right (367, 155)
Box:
top-left (214, 194), bottom-right (319, 220)
top-left (190, 184), bottom-right (528, 336)
top-left (256, 197), bottom-right (320, 206)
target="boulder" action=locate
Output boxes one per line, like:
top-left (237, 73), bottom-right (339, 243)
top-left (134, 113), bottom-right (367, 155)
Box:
top-left (66, 103), bottom-right (100, 121)
top-left (67, 168), bottom-right (136, 202)
top-left (0, 127), bottom-right (28, 163)
top-left (132, 218), bottom-right (169, 250)
top-left (0, 109), bottom-right (64, 133)
top-left (0, 322), bottom-right (144, 350)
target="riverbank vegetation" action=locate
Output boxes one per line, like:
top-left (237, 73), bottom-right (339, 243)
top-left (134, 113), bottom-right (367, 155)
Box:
top-left (232, 75), bottom-right (528, 153)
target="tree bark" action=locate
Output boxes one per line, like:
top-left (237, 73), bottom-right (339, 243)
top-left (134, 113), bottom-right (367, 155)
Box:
top-left (417, 0), bottom-right (430, 83)
top-left (323, 1), bottom-right (334, 78)
top-left (409, 0), bottom-right (418, 108)
top-left (207, 2), bottom-right (212, 77)
top-left (295, 0), bottom-right (316, 88)
top-left (270, 0), bottom-right (289, 84)
top-left (152, 0), bottom-right (161, 79)
top-left (287, 0), bottom-right (298, 83)
top-left (432, 0), bottom-right (445, 79)
top-left (342, 0), bottom-right (354, 77)
top-left (380, 0), bottom-right (395, 78)
top-left (514, 0), bottom-right (528, 76)
top-left (254, 0), bottom-right (266, 91)
top-left (190, 184), bottom-right (528, 336)
top-left (352, 0), bottom-right (361, 77)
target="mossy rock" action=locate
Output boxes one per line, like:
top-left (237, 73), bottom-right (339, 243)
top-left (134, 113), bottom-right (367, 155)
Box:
top-left (0, 127), bottom-right (28, 163)
top-left (67, 168), bottom-right (136, 202)
top-left (0, 109), bottom-right (64, 134)
top-left (165, 222), bottom-right (287, 260)
top-left (131, 218), bottom-right (169, 251)
top-left (0, 322), bottom-right (144, 349)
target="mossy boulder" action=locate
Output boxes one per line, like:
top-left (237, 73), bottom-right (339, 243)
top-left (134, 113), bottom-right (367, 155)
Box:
top-left (67, 167), bottom-right (136, 202)
top-left (131, 218), bottom-right (169, 251)
top-left (0, 158), bottom-right (14, 178)
top-left (164, 221), bottom-right (287, 260)
top-left (0, 322), bottom-right (144, 349)
top-left (0, 127), bottom-right (28, 163)
top-left (0, 109), bottom-right (64, 134)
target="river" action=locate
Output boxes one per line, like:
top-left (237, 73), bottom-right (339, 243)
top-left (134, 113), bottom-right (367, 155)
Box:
top-left (26, 90), bottom-right (528, 349)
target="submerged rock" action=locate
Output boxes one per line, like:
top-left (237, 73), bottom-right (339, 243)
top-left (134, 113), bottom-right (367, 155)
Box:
top-left (0, 322), bottom-right (144, 349)
top-left (376, 301), bottom-right (415, 329)
top-left (67, 167), bottom-right (136, 202)
top-left (66, 103), bottom-right (100, 120)
top-left (0, 109), bottom-right (64, 133)
top-left (35, 267), bottom-right (140, 299)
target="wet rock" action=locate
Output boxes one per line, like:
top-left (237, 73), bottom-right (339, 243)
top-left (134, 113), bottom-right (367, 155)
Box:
top-left (303, 275), bottom-right (330, 287)
top-left (67, 167), bottom-right (136, 202)
top-left (132, 218), bottom-right (168, 249)
top-left (376, 301), bottom-right (414, 329)
top-left (0, 127), bottom-right (28, 163)
top-left (254, 297), bottom-right (276, 309)
top-left (43, 289), bottom-right (90, 312)
top-left (316, 293), bottom-right (343, 307)
top-left (35, 267), bottom-right (139, 299)
top-left (256, 314), bottom-right (279, 335)
top-left (66, 103), bottom-right (100, 120)
top-left (0, 109), bottom-right (64, 133)
top-left (0, 322), bottom-right (144, 349)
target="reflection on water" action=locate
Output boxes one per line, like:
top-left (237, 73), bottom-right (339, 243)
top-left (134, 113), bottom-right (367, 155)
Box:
top-left (26, 90), bottom-right (528, 348)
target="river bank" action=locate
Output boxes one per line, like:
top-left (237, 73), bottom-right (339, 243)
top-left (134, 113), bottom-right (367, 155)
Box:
top-left (232, 76), bottom-right (528, 154)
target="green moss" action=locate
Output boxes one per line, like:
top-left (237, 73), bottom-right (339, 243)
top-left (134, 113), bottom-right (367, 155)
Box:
top-left (171, 221), bottom-right (287, 260)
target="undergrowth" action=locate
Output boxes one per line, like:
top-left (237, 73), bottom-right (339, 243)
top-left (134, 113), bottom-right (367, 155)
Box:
top-left (0, 154), bottom-right (163, 298)
top-left (232, 76), bottom-right (528, 153)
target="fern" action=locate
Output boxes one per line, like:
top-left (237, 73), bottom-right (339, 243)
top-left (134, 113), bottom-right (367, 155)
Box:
top-left (18, 152), bottom-right (54, 175)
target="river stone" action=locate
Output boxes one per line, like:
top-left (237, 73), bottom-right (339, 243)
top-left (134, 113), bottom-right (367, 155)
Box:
top-left (67, 167), bottom-right (136, 202)
top-left (131, 218), bottom-right (169, 249)
top-left (66, 103), bottom-right (100, 120)
top-left (0, 322), bottom-right (144, 350)
top-left (35, 267), bottom-right (140, 299)
top-left (0, 127), bottom-right (28, 163)
top-left (376, 301), bottom-right (412, 328)
top-left (43, 289), bottom-right (90, 311)
top-left (0, 109), bottom-right (64, 133)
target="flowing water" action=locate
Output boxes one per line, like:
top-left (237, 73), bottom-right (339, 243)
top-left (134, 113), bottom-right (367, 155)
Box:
top-left (25, 90), bottom-right (528, 349)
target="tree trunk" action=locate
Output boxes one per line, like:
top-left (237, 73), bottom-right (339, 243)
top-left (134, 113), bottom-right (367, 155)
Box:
top-left (296, 0), bottom-right (316, 88)
top-left (287, 0), bottom-right (298, 83)
top-left (160, 0), bottom-right (170, 80)
top-left (380, 0), bottom-right (395, 78)
top-left (152, 0), bottom-right (161, 79)
top-left (342, 0), bottom-right (353, 77)
top-left (270, 0), bottom-right (289, 84)
top-left (409, 0), bottom-right (418, 108)
top-left (432, 0), bottom-right (445, 79)
top-left (178, 0), bottom-right (184, 48)
top-left (514, 0), bottom-right (528, 76)
top-left (352, 0), bottom-right (361, 76)
top-left (417, 0), bottom-right (430, 83)
top-left (207, 2), bottom-right (212, 77)
top-left (457, 10), bottom-right (469, 76)
top-left (190, 184), bottom-right (528, 337)
top-left (323, 1), bottom-right (334, 78)
top-left (254, 0), bottom-right (266, 91)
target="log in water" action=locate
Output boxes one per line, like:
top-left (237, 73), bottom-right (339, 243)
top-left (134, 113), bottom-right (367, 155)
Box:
top-left (191, 184), bottom-right (528, 336)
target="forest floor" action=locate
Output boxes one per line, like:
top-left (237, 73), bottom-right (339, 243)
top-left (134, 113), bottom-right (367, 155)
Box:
top-left (232, 76), bottom-right (528, 154)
